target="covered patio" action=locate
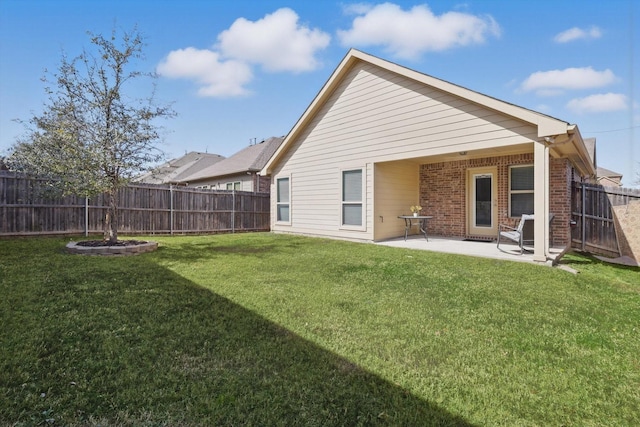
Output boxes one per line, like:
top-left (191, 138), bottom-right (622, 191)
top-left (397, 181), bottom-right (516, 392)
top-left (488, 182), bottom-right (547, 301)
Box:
top-left (376, 235), bottom-right (565, 265)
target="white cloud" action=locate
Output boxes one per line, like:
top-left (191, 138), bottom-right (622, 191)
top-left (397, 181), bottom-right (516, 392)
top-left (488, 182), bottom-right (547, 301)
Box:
top-left (341, 3), bottom-right (375, 15)
top-left (521, 67), bottom-right (617, 95)
top-left (218, 8), bottom-right (330, 72)
top-left (535, 104), bottom-right (552, 113)
top-left (337, 2), bottom-right (501, 59)
top-left (157, 8), bottom-right (330, 97)
top-left (566, 93), bottom-right (628, 114)
top-left (554, 26), bottom-right (602, 43)
top-left (156, 48), bottom-right (253, 97)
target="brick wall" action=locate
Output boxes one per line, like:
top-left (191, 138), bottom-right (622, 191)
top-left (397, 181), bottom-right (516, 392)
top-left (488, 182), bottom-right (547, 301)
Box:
top-left (549, 158), bottom-right (573, 247)
top-left (420, 153), bottom-right (573, 247)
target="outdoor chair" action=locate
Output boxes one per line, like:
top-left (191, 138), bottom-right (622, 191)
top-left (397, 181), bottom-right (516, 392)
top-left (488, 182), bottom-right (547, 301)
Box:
top-left (497, 214), bottom-right (535, 254)
top-left (497, 214), bottom-right (555, 254)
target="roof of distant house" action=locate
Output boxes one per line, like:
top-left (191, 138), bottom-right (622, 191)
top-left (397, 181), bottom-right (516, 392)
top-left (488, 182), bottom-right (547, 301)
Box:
top-left (136, 151), bottom-right (225, 184)
top-left (597, 166), bottom-right (623, 179)
top-left (180, 137), bottom-right (284, 183)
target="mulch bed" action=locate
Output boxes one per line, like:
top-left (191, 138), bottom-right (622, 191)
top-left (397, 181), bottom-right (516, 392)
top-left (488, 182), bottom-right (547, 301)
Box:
top-left (76, 240), bottom-right (149, 247)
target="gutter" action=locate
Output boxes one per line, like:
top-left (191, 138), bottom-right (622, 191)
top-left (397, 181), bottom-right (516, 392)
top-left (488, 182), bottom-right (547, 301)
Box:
top-left (542, 125), bottom-right (596, 178)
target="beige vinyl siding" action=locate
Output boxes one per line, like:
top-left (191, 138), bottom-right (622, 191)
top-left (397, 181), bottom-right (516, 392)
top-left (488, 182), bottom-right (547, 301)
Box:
top-left (271, 164), bottom-right (374, 240)
top-left (190, 175), bottom-right (254, 192)
top-left (271, 61), bottom-right (538, 240)
top-left (374, 161), bottom-right (420, 241)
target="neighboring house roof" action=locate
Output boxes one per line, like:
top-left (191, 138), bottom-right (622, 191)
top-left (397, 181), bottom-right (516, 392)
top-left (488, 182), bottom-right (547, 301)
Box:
top-left (597, 166), bottom-right (623, 186)
top-left (136, 152), bottom-right (225, 184)
top-left (262, 49), bottom-right (595, 177)
top-left (597, 166), bottom-right (622, 179)
top-left (180, 136), bottom-right (284, 183)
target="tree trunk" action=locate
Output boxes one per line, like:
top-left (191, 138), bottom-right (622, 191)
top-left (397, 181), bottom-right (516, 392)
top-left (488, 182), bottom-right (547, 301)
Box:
top-left (103, 187), bottom-right (118, 244)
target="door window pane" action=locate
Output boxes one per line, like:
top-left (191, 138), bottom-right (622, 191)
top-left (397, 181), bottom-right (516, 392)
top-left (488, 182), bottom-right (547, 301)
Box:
top-left (475, 176), bottom-right (492, 227)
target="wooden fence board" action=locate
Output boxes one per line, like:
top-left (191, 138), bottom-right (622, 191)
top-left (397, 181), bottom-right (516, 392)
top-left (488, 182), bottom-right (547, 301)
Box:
top-left (571, 182), bottom-right (640, 257)
top-left (0, 172), bottom-right (270, 236)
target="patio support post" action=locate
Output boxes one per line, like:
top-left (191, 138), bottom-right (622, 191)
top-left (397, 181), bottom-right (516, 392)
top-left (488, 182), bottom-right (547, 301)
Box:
top-left (533, 141), bottom-right (549, 262)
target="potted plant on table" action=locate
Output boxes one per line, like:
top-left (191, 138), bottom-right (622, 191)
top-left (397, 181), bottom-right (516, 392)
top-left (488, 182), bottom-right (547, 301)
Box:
top-left (410, 205), bottom-right (422, 217)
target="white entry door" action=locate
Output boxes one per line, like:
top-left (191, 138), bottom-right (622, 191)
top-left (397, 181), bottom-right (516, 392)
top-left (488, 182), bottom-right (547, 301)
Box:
top-left (467, 167), bottom-right (497, 237)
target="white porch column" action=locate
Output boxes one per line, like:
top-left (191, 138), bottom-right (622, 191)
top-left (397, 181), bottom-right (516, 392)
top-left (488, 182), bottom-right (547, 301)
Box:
top-left (533, 141), bottom-right (549, 261)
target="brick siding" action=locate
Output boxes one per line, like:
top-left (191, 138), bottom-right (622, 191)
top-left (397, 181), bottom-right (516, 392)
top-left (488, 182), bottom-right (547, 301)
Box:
top-left (420, 153), bottom-right (573, 247)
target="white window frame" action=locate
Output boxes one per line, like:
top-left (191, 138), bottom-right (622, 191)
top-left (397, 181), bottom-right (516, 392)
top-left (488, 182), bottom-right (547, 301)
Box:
top-left (275, 175), bottom-right (291, 225)
top-left (226, 181), bottom-right (241, 191)
top-left (509, 164), bottom-right (534, 217)
top-left (340, 167), bottom-right (366, 231)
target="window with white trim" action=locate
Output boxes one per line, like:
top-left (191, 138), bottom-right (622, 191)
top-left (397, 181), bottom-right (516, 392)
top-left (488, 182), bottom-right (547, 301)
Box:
top-left (276, 176), bottom-right (290, 223)
top-left (509, 165), bottom-right (534, 217)
top-left (226, 181), bottom-right (241, 191)
top-left (341, 168), bottom-right (364, 227)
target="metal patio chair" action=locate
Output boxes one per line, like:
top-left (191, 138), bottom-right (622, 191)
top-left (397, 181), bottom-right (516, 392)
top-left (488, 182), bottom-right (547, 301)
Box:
top-left (497, 214), bottom-right (535, 254)
top-left (496, 213), bottom-right (555, 254)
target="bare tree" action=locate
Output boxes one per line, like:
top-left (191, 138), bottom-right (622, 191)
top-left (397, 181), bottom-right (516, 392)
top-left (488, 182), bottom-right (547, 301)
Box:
top-left (8, 27), bottom-right (174, 243)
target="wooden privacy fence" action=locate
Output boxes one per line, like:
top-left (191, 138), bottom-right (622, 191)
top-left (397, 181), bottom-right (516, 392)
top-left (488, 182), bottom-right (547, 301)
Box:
top-left (571, 182), bottom-right (640, 258)
top-left (0, 172), bottom-right (270, 236)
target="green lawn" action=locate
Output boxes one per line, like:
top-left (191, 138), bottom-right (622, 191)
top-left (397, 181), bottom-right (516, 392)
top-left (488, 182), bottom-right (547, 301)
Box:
top-left (0, 233), bottom-right (638, 426)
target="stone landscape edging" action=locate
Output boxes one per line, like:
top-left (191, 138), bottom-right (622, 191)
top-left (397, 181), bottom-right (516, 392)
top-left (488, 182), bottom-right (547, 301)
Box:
top-left (66, 240), bottom-right (158, 256)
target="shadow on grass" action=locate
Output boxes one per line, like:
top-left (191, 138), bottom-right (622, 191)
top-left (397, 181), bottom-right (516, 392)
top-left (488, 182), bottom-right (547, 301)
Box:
top-left (149, 233), bottom-right (338, 264)
top-left (1, 243), bottom-right (474, 426)
top-left (560, 250), bottom-right (640, 272)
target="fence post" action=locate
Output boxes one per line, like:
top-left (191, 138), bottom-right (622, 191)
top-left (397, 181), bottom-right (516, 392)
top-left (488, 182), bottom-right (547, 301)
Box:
top-left (581, 184), bottom-right (586, 252)
top-left (170, 185), bottom-right (174, 235)
top-left (85, 196), bottom-right (89, 237)
top-left (232, 190), bottom-right (235, 233)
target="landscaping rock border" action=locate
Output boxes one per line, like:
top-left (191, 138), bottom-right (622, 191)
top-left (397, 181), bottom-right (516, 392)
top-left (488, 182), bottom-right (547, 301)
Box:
top-left (66, 240), bottom-right (158, 256)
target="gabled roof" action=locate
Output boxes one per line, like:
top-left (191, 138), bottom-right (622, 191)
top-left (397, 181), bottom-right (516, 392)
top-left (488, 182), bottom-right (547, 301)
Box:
top-left (262, 49), bottom-right (595, 176)
top-left (180, 136), bottom-right (283, 183)
top-left (136, 151), bottom-right (225, 184)
top-left (597, 166), bottom-right (622, 179)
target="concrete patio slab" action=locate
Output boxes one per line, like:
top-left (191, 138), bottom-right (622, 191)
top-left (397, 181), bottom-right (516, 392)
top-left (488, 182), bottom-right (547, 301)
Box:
top-left (376, 236), bottom-right (564, 265)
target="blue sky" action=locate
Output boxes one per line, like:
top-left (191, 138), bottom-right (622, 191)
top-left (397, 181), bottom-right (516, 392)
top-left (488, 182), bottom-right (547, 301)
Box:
top-left (1, 0), bottom-right (638, 185)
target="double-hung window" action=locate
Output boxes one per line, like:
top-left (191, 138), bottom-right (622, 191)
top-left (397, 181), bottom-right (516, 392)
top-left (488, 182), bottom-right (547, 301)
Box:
top-left (276, 176), bottom-right (290, 223)
top-left (226, 181), bottom-right (241, 191)
top-left (341, 168), bottom-right (364, 228)
top-left (509, 165), bottom-right (534, 217)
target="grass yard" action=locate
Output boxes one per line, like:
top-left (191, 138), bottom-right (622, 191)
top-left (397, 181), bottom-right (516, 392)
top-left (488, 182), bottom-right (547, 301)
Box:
top-left (0, 233), bottom-right (638, 426)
